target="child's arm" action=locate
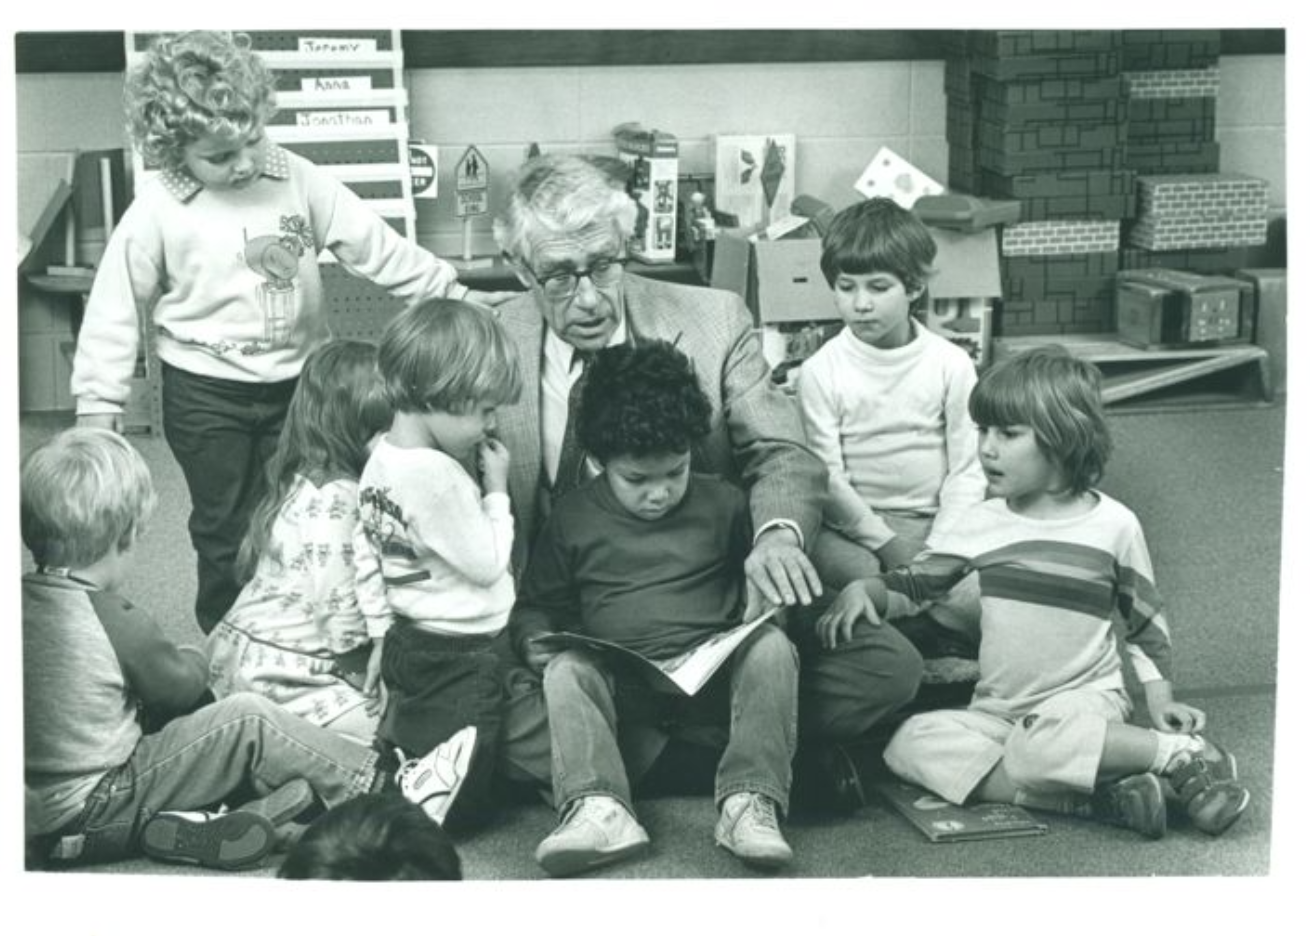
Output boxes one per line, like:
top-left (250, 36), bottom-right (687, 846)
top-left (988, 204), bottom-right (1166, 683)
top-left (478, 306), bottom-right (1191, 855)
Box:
top-left (1115, 518), bottom-right (1195, 731)
top-left (89, 591), bottom-right (208, 714)
top-left (408, 470), bottom-right (515, 586)
top-left (795, 360), bottom-right (899, 551)
top-left (931, 357), bottom-right (989, 539)
top-left (70, 212), bottom-right (163, 426)
top-left (311, 168), bottom-right (470, 305)
top-left (815, 553), bottom-right (971, 649)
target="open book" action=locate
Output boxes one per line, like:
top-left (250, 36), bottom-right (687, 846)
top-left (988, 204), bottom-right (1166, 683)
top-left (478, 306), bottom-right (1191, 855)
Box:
top-left (874, 779), bottom-right (1048, 843)
top-left (529, 609), bottom-right (777, 696)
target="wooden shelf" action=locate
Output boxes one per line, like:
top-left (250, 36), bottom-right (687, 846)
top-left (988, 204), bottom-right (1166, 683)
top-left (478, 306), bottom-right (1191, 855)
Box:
top-left (992, 334), bottom-right (1272, 407)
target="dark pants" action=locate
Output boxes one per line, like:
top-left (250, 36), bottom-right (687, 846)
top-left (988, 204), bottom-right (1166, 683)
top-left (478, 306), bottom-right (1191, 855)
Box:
top-left (379, 623), bottom-right (504, 831)
top-left (161, 363), bottom-right (296, 633)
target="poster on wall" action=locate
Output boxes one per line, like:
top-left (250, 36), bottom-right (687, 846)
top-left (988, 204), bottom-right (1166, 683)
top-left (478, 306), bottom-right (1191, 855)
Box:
top-left (713, 133), bottom-right (797, 231)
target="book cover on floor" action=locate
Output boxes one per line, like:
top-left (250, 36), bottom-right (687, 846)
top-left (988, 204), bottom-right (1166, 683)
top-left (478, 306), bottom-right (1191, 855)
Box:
top-left (529, 609), bottom-right (776, 696)
top-left (874, 779), bottom-right (1049, 843)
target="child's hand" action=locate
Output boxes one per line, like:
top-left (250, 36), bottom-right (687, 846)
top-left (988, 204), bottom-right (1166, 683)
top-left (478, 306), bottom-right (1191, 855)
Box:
top-left (815, 581), bottom-right (882, 649)
top-left (77, 412), bottom-right (123, 433)
top-left (478, 438), bottom-right (510, 493)
top-left (362, 640), bottom-right (388, 717)
top-left (875, 536), bottom-right (920, 571)
top-left (1153, 700), bottom-right (1207, 735)
top-left (523, 640), bottom-right (558, 675)
top-left (464, 288), bottom-right (519, 308)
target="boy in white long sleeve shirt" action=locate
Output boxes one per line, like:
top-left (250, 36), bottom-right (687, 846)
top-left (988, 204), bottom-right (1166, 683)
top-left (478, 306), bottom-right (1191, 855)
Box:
top-left (358, 299), bottom-right (523, 832)
top-left (798, 198), bottom-right (986, 655)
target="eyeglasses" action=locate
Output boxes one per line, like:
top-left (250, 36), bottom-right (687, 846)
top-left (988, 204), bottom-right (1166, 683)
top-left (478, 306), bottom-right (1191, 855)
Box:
top-left (529, 256), bottom-right (627, 301)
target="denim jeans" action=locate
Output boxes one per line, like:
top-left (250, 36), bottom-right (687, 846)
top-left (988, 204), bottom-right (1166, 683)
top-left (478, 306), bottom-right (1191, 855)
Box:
top-left (542, 623), bottom-right (798, 817)
top-left (379, 623), bottom-right (504, 830)
top-left (56, 693), bottom-right (378, 865)
top-left (161, 363), bottom-right (297, 633)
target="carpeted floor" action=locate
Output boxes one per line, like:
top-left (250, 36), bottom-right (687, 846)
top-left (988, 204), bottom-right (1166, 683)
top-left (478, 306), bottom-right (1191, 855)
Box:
top-left (14, 399), bottom-right (1289, 888)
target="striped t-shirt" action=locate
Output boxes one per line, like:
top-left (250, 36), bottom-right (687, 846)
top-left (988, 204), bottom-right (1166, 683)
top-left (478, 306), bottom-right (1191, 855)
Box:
top-left (884, 492), bottom-right (1171, 719)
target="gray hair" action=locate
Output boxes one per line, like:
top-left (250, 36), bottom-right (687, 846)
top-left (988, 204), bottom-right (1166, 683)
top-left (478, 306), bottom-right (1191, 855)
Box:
top-left (493, 154), bottom-right (639, 264)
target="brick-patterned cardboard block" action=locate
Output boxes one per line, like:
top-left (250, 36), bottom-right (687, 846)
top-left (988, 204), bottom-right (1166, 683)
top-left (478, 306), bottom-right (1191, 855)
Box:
top-left (974, 169), bottom-right (1136, 222)
top-left (1003, 252), bottom-right (1120, 302)
top-left (1128, 214), bottom-right (1268, 251)
top-left (968, 50), bottom-right (1123, 82)
top-left (967, 31), bottom-right (1123, 58)
top-left (1002, 219), bottom-right (1121, 256)
top-left (998, 296), bottom-right (1115, 334)
top-left (946, 66), bottom-right (1125, 107)
top-left (975, 93), bottom-right (1127, 128)
top-left (975, 118), bottom-right (1127, 157)
top-left (1126, 141), bottom-right (1221, 174)
top-left (1124, 66), bottom-right (1220, 99)
top-left (1128, 97), bottom-right (1216, 142)
top-left (1120, 30), bottom-right (1221, 70)
top-left (979, 142), bottom-right (1126, 176)
top-left (1120, 245), bottom-right (1258, 274)
top-left (1137, 173), bottom-right (1270, 220)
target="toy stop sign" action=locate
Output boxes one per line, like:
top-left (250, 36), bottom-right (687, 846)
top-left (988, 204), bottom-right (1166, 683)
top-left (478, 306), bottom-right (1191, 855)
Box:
top-left (408, 143), bottom-right (438, 200)
top-left (455, 146), bottom-right (489, 218)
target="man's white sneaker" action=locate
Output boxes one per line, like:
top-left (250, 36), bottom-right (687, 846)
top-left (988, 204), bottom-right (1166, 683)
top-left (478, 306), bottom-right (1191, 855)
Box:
top-left (535, 795), bottom-right (651, 877)
top-left (715, 792), bottom-right (793, 868)
top-left (396, 724), bottom-right (477, 826)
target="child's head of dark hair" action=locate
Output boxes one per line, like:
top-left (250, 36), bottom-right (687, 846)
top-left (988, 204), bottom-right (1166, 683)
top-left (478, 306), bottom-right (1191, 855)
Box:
top-left (819, 197), bottom-right (937, 313)
top-left (969, 345), bottom-right (1112, 494)
top-left (124, 31), bottom-right (277, 170)
top-left (579, 340), bottom-right (712, 464)
top-left (277, 793), bottom-right (462, 881)
top-left (20, 427), bottom-right (157, 569)
top-left (377, 298), bottom-right (522, 415)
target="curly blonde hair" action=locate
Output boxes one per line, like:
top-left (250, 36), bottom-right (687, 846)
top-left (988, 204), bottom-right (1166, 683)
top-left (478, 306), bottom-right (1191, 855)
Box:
top-left (124, 31), bottom-right (277, 169)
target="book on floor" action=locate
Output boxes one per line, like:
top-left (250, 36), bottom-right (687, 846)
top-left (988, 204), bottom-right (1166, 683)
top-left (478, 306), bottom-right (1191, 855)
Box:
top-left (529, 609), bottom-right (776, 696)
top-left (874, 779), bottom-right (1049, 843)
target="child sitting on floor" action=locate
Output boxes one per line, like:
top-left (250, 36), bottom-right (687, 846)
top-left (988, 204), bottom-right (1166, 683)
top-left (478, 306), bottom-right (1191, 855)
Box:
top-left (796, 197), bottom-right (986, 656)
top-left (358, 298), bottom-right (523, 832)
top-left (207, 339), bottom-right (393, 743)
top-left (817, 346), bottom-right (1251, 838)
top-left (22, 428), bottom-right (475, 871)
top-left (512, 341), bottom-right (799, 876)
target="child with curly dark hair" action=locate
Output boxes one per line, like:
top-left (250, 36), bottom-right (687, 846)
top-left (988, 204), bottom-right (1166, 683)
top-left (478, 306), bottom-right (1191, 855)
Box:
top-left (510, 340), bottom-right (799, 877)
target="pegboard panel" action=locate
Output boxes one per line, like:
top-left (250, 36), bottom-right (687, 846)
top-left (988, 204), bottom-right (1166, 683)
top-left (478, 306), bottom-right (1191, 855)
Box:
top-left (320, 263), bottom-right (406, 341)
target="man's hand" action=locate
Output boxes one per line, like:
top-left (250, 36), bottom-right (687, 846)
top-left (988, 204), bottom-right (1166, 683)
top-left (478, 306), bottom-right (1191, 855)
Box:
top-left (814, 581), bottom-right (883, 650)
top-left (77, 412), bottom-right (123, 433)
top-left (742, 527), bottom-right (822, 621)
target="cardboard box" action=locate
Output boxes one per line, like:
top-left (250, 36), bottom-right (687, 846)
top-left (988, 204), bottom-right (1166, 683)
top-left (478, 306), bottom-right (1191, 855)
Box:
top-left (616, 127), bottom-right (679, 263)
top-left (710, 226), bottom-right (1003, 329)
top-left (1115, 268), bottom-right (1252, 349)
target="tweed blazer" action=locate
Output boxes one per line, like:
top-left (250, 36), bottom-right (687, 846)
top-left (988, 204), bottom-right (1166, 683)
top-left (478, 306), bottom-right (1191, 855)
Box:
top-left (495, 274), bottom-right (827, 576)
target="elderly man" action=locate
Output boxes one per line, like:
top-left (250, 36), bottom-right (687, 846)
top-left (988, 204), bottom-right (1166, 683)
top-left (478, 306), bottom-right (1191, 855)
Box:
top-left (493, 155), bottom-right (922, 871)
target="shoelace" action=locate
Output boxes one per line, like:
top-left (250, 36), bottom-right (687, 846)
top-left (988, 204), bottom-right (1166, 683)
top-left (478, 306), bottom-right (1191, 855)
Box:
top-left (748, 795), bottom-right (779, 831)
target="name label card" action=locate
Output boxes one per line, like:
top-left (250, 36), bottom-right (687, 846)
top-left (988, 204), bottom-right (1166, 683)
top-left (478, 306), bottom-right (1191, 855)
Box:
top-left (301, 76), bottom-right (374, 93)
top-left (296, 110), bottom-right (391, 128)
top-left (298, 38), bottom-right (379, 54)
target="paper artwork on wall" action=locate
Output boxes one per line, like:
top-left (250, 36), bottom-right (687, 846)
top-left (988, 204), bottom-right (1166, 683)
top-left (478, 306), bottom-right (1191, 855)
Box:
top-left (713, 134), bottom-right (798, 231)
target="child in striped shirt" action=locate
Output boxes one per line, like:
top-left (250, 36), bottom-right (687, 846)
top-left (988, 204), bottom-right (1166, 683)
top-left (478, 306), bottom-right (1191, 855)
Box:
top-left (818, 345), bottom-right (1250, 839)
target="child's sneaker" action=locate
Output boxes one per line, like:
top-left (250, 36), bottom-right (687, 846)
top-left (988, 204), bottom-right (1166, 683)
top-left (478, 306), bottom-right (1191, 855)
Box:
top-left (396, 724), bottom-right (477, 826)
top-left (715, 792), bottom-right (793, 868)
top-left (1166, 740), bottom-right (1250, 836)
top-left (535, 795), bottom-right (651, 877)
top-left (234, 778), bottom-right (316, 851)
top-left (1090, 773), bottom-right (1167, 839)
top-left (140, 809), bottom-right (275, 871)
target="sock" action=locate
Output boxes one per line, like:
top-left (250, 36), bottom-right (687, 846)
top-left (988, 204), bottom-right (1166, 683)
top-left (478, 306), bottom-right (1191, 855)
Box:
top-left (1149, 732), bottom-right (1204, 775)
top-left (1014, 789), bottom-right (1092, 818)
